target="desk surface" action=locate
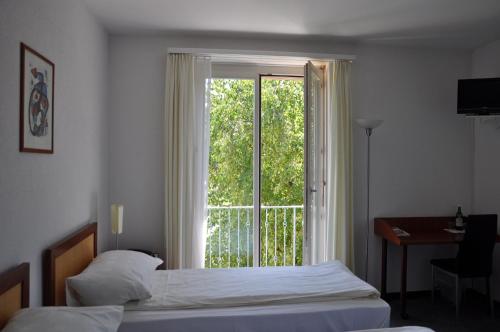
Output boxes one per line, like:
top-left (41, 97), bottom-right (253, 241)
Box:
top-left (374, 216), bottom-right (500, 246)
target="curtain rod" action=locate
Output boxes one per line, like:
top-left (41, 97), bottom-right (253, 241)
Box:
top-left (166, 48), bottom-right (356, 61)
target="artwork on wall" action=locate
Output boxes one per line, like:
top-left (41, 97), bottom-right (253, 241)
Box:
top-left (19, 42), bottom-right (55, 153)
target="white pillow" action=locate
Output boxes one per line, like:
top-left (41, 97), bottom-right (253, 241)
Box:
top-left (66, 250), bottom-right (163, 306)
top-left (2, 306), bottom-right (123, 332)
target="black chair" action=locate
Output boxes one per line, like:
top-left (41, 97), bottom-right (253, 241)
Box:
top-left (430, 214), bottom-right (497, 318)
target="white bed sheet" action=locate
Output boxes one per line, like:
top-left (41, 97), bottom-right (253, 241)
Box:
top-left (118, 298), bottom-right (390, 332)
top-left (125, 261), bottom-right (379, 311)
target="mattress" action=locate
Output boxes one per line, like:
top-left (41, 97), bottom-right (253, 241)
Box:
top-left (126, 261), bottom-right (379, 311)
top-left (119, 298), bottom-right (390, 332)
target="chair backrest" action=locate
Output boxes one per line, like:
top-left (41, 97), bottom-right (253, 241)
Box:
top-left (456, 214), bottom-right (497, 277)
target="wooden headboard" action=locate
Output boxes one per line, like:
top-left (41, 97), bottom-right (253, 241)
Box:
top-left (0, 263), bottom-right (29, 329)
top-left (43, 223), bottom-right (97, 306)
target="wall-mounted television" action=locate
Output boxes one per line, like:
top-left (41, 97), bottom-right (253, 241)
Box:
top-left (457, 78), bottom-right (500, 115)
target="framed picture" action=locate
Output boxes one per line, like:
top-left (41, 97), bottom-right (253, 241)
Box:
top-left (19, 42), bottom-right (55, 153)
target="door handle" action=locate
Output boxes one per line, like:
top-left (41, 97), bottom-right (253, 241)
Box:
top-left (310, 188), bottom-right (318, 193)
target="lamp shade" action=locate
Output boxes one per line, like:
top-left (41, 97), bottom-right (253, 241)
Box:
top-left (355, 118), bottom-right (383, 129)
top-left (111, 204), bottom-right (123, 235)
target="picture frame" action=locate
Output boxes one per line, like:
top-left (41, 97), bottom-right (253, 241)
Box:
top-left (19, 42), bottom-right (55, 154)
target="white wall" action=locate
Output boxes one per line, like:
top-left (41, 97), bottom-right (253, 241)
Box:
top-left (0, 0), bottom-right (109, 305)
top-left (352, 45), bottom-right (473, 292)
top-left (108, 35), bottom-right (472, 293)
top-left (471, 39), bottom-right (500, 300)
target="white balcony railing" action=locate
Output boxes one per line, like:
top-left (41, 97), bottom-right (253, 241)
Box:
top-left (205, 205), bottom-right (304, 268)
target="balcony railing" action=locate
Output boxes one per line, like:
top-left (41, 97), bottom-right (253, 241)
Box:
top-left (205, 205), bottom-right (304, 268)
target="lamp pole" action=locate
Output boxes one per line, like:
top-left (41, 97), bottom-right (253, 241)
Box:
top-left (364, 127), bottom-right (372, 282)
top-left (355, 119), bottom-right (383, 282)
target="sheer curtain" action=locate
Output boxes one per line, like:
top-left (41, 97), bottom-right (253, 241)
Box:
top-left (164, 54), bottom-right (211, 269)
top-left (324, 60), bottom-right (354, 270)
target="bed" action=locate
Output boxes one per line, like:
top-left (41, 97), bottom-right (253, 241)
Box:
top-left (0, 261), bottom-right (432, 332)
top-left (43, 222), bottom-right (392, 332)
top-left (0, 263), bottom-right (29, 330)
top-left (0, 262), bottom-right (124, 332)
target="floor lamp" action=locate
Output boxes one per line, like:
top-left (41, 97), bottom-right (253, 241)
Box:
top-left (355, 118), bottom-right (383, 282)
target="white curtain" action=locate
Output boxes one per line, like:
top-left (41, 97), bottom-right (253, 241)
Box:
top-left (165, 54), bottom-right (211, 269)
top-left (324, 60), bottom-right (354, 270)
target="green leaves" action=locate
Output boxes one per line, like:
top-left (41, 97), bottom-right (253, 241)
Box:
top-left (208, 79), bottom-right (254, 207)
top-left (261, 78), bottom-right (304, 208)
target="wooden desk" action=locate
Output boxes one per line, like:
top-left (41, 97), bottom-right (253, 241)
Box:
top-left (374, 217), bottom-right (500, 319)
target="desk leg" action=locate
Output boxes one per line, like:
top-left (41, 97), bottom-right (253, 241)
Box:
top-left (381, 239), bottom-right (387, 299)
top-left (400, 245), bottom-right (408, 319)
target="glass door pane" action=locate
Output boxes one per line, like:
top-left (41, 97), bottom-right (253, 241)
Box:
top-left (206, 79), bottom-right (255, 268)
top-left (304, 62), bottom-right (323, 265)
top-left (260, 76), bottom-right (305, 266)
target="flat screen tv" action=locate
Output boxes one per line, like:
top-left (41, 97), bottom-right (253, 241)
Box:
top-left (457, 78), bottom-right (500, 115)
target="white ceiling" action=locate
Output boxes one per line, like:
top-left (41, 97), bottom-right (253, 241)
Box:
top-left (84, 0), bottom-right (500, 49)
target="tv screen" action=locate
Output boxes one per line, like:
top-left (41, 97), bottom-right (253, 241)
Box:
top-left (457, 78), bottom-right (500, 115)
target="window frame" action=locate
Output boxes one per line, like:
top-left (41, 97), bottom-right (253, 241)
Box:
top-left (210, 63), bottom-right (318, 267)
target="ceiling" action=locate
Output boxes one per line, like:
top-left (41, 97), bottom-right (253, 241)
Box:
top-left (84, 0), bottom-right (500, 49)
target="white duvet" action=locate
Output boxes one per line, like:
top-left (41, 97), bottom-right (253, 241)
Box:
top-left (125, 261), bottom-right (379, 311)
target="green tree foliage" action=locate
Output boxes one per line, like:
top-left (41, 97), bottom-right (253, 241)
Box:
top-left (206, 78), bottom-right (304, 268)
top-left (208, 79), bottom-right (255, 207)
top-left (261, 78), bottom-right (304, 207)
